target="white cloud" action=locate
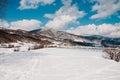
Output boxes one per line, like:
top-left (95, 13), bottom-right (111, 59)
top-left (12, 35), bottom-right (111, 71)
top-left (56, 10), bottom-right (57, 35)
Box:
top-left (118, 15), bottom-right (120, 18)
top-left (10, 19), bottom-right (41, 31)
top-left (44, 0), bottom-right (85, 30)
top-left (0, 19), bottom-right (9, 28)
top-left (18, 0), bottom-right (55, 10)
top-left (45, 15), bottom-right (73, 30)
top-left (67, 23), bottom-right (120, 37)
top-left (62, 0), bottom-right (72, 6)
top-left (90, 0), bottom-right (120, 19)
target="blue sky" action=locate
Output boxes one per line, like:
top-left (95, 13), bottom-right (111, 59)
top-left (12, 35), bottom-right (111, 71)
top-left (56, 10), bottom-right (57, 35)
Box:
top-left (7, 0), bottom-right (62, 24)
top-left (6, 0), bottom-right (119, 25)
top-left (0, 0), bottom-right (120, 37)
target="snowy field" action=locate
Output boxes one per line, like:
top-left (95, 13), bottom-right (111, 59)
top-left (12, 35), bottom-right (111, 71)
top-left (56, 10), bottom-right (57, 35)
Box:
top-left (0, 48), bottom-right (120, 80)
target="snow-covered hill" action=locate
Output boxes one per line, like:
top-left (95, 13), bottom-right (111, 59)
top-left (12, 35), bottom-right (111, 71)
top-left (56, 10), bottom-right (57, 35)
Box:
top-left (0, 28), bottom-right (120, 48)
top-left (0, 48), bottom-right (120, 80)
top-left (37, 29), bottom-right (88, 42)
top-left (33, 29), bottom-right (120, 47)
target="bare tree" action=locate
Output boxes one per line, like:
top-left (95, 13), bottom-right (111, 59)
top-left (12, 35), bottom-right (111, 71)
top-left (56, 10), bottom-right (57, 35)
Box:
top-left (103, 48), bottom-right (120, 62)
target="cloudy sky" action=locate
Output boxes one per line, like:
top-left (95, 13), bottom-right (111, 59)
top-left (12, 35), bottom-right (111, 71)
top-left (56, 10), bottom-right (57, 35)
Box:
top-left (0, 0), bottom-right (120, 37)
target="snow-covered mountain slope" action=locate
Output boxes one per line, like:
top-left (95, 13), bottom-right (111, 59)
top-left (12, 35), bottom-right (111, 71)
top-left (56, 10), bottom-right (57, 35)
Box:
top-left (37, 29), bottom-right (88, 42)
top-left (34, 29), bottom-right (98, 47)
top-left (33, 29), bottom-right (120, 47)
top-left (0, 48), bottom-right (120, 80)
top-left (1, 28), bottom-right (120, 48)
top-left (80, 35), bottom-right (120, 47)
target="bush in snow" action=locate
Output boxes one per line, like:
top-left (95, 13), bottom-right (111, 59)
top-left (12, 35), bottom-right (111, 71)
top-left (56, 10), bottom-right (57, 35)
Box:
top-left (103, 48), bottom-right (120, 62)
top-left (33, 44), bottom-right (44, 49)
top-left (8, 44), bottom-right (14, 48)
top-left (14, 47), bottom-right (20, 52)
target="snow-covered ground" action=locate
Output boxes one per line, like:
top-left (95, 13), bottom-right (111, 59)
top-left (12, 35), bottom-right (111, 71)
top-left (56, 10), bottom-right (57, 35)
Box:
top-left (0, 48), bottom-right (120, 80)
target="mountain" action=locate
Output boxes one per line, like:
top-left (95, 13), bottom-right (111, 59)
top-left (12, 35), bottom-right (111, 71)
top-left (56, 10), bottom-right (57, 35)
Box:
top-left (0, 28), bottom-right (120, 48)
top-left (29, 28), bottom-right (42, 33)
top-left (0, 28), bottom-right (52, 45)
top-left (30, 29), bottom-right (100, 47)
top-left (30, 29), bottom-right (120, 47)
top-left (80, 35), bottom-right (120, 47)
top-left (31, 29), bottom-right (88, 42)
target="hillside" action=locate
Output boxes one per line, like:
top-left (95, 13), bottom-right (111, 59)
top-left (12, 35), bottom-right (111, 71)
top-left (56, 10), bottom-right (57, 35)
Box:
top-left (0, 28), bottom-right (51, 45)
top-left (31, 29), bottom-right (120, 47)
top-left (0, 28), bottom-right (120, 48)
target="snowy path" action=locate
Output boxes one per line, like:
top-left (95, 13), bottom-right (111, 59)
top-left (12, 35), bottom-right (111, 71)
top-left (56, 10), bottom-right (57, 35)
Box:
top-left (0, 48), bottom-right (120, 80)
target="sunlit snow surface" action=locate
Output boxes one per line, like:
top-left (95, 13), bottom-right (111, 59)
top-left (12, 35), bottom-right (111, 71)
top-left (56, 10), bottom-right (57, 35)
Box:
top-left (0, 48), bottom-right (120, 80)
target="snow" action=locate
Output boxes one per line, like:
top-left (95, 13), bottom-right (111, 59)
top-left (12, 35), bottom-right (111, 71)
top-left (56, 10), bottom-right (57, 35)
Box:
top-left (0, 48), bottom-right (14, 54)
top-left (0, 48), bottom-right (120, 80)
top-left (0, 42), bottom-right (37, 52)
